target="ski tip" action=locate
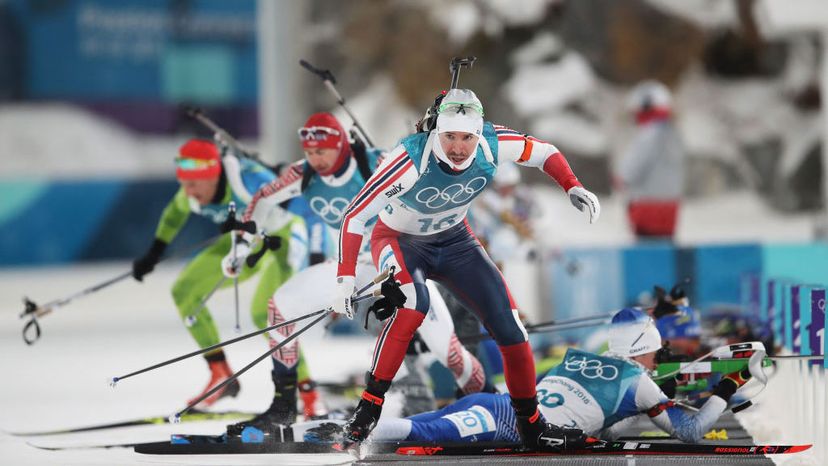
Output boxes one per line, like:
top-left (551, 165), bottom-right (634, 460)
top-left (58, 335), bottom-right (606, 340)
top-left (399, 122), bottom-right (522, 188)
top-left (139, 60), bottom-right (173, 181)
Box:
top-left (396, 446), bottom-right (444, 456)
top-left (787, 444), bottom-right (812, 454)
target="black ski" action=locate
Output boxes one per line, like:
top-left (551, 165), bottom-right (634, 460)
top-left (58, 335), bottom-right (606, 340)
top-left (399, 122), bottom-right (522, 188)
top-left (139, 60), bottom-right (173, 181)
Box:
top-left (395, 440), bottom-right (812, 457)
top-left (28, 437), bottom-right (340, 454)
top-left (134, 432), bottom-right (337, 455)
top-left (32, 432), bottom-right (808, 458)
top-left (27, 441), bottom-right (148, 451)
top-left (8, 410), bottom-right (255, 437)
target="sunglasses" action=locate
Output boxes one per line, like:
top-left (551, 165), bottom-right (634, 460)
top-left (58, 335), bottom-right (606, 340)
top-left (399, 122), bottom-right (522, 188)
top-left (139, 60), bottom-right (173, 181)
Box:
top-left (297, 126), bottom-right (341, 141)
top-left (175, 157), bottom-right (218, 170)
top-left (438, 101), bottom-right (484, 117)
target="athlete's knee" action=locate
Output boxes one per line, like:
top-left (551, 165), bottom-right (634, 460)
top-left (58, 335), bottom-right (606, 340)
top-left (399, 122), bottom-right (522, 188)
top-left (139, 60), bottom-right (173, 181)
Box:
top-left (251, 305), bottom-right (268, 330)
top-left (388, 308), bottom-right (426, 338)
top-left (405, 282), bottom-right (430, 313)
top-left (170, 279), bottom-right (190, 307)
top-left (486, 309), bottom-right (528, 347)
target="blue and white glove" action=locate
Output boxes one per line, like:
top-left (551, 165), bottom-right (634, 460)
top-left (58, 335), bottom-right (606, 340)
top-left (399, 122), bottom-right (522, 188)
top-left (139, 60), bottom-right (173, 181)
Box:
top-left (221, 239), bottom-right (251, 278)
top-left (332, 275), bottom-right (356, 319)
top-left (567, 186), bottom-right (601, 224)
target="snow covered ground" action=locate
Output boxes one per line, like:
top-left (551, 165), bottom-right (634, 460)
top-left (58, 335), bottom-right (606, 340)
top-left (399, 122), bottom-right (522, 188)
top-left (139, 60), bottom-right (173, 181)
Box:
top-left (0, 262), bottom-right (367, 465)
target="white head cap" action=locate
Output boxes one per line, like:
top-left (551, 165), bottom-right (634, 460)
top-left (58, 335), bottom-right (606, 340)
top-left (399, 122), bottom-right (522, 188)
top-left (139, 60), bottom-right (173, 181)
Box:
top-left (608, 308), bottom-right (662, 357)
top-left (433, 89), bottom-right (485, 171)
top-left (436, 89), bottom-right (484, 136)
top-left (626, 80), bottom-right (672, 113)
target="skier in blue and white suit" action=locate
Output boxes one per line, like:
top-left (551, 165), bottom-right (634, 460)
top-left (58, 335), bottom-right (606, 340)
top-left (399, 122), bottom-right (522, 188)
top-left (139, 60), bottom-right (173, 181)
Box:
top-left (331, 308), bottom-right (754, 444)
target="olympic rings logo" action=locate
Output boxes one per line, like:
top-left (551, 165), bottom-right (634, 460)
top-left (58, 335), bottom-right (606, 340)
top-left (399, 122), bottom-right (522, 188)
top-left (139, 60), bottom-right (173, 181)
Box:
top-left (563, 356), bottom-right (619, 381)
top-left (414, 177), bottom-right (488, 209)
top-left (309, 196), bottom-right (350, 224)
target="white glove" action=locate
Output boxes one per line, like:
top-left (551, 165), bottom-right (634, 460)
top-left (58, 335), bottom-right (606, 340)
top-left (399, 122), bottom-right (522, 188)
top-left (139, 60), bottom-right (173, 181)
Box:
top-left (332, 275), bottom-right (356, 319)
top-left (567, 186), bottom-right (601, 224)
top-left (221, 239), bottom-right (251, 278)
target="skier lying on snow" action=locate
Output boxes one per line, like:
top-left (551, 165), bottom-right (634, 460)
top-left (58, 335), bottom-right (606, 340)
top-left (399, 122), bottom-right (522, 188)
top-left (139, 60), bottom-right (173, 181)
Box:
top-left (298, 308), bottom-right (760, 445)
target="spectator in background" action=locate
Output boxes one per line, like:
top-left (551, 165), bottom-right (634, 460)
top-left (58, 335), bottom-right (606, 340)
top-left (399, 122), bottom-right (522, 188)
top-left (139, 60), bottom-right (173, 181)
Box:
top-left (616, 81), bottom-right (685, 240)
top-left (653, 288), bottom-right (703, 358)
top-left (472, 161), bottom-right (538, 267)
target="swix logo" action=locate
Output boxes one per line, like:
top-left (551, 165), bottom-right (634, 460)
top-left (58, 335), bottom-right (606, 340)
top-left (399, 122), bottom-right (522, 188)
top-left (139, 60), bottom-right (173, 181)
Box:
top-left (385, 183), bottom-right (404, 197)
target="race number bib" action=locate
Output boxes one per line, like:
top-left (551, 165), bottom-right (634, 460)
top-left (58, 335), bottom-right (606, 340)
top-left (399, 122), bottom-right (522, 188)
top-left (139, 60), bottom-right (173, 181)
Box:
top-left (536, 376), bottom-right (605, 432)
top-left (442, 405), bottom-right (497, 438)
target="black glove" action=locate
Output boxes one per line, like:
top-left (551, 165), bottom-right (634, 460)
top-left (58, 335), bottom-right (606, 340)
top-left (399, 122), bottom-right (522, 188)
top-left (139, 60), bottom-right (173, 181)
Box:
top-left (362, 276), bottom-right (407, 329)
top-left (132, 239), bottom-right (167, 282)
top-left (712, 368), bottom-right (752, 402)
top-left (368, 278), bottom-right (407, 320)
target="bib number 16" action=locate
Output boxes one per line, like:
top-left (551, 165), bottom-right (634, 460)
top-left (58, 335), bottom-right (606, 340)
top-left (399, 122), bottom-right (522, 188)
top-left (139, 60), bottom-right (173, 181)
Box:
top-left (417, 214), bottom-right (459, 233)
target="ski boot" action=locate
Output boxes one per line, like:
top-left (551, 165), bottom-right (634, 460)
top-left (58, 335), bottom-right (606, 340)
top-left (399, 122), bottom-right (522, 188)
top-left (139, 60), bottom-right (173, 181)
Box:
top-left (227, 373), bottom-right (297, 438)
top-left (513, 398), bottom-right (588, 452)
top-left (334, 376), bottom-right (391, 452)
top-left (298, 379), bottom-right (329, 420)
top-left (188, 355), bottom-right (240, 409)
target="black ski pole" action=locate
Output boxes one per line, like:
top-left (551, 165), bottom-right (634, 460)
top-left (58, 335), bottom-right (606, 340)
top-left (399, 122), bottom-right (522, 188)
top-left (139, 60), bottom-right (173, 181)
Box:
top-left (19, 233), bottom-right (223, 345)
top-left (20, 271), bottom-right (132, 345)
top-left (299, 59), bottom-right (376, 148)
top-left (226, 202), bottom-right (243, 332)
top-left (111, 269), bottom-right (391, 385)
top-left (171, 310), bottom-right (330, 421)
top-left (110, 308), bottom-right (329, 387)
top-left (183, 106), bottom-right (261, 161)
top-left (459, 314), bottom-right (612, 345)
top-left (523, 312), bottom-right (613, 332)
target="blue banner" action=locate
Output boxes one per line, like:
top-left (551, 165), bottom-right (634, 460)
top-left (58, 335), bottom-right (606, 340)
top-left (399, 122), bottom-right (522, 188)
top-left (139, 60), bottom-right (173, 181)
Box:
top-left (791, 284), bottom-right (801, 353)
top-left (8, 0), bottom-right (257, 103)
top-left (810, 288), bottom-right (824, 360)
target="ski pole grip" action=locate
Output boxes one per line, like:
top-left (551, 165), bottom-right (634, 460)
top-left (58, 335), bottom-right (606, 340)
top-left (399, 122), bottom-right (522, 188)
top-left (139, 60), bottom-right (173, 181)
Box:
top-left (20, 297), bottom-right (38, 319)
top-left (299, 59), bottom-right (319, 74)
top-left (245, 247), bottom-right (266, 268)
top-left (245, 234), bottom-right (282, 268)
top-left (299, 59), bottom-right (337, 84)
top-left (219, 219), bottom-right (257, 234)
top-left (372, 267), bottom-right (393, 284)
top-left (246, 234), bottom-right (282, 268)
